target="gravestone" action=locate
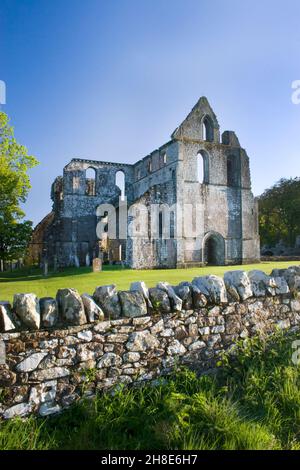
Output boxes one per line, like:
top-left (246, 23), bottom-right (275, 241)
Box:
top-left (93, 257), bottom-right (102, 272)
top-left (43, 260), bottom-right (48, 277)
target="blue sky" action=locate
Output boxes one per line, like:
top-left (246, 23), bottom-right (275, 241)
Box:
top-left (1, 0), bottom-right (300, 226)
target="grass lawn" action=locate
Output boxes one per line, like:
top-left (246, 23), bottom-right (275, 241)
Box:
top-left (1, 261), bottom-right (300, 303)
top-left (1, 330), bottom-right (300, 450)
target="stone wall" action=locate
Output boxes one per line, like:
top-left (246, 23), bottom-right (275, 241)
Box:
top-left (1, 265), bottom-right (300, 419)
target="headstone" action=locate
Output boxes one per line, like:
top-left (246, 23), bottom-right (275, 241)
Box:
top-left (93, 257), bottom-right (102, 272)
top-left (43, 260), bottom-right (48, 277)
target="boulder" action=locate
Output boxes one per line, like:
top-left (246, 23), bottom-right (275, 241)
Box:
top-left (174, 283), bottom-right (193, 310)
top-left (248, 270), bottom-right (276, 297)
top-left (40, 297), bottom-right (58, 328)
top-left (157, 282), bottom-right (182, 311)
top-left (13, 293), bottom-right (40, 330)
top-left (119, 291), bottom-right (147, 318)
top-left (81, 293), bottom-right (104, 322)
top-left (130, 281), bottom-right (153, 308)
top-left (148, 288), bottom-right (171, 313)
top-left (56, 289), bottom-right (87, 326)
top-left (192, 275), bottom-right (228, 304)
top-left (0, 302), bottom-right (16, 332)
top-left (93, 285), bottom-right (121, 319)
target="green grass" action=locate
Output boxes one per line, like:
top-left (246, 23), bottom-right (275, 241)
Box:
top-left (1, 330), bottom-right (300, 450)
top-left (1, 261), bottom-right (300, 303)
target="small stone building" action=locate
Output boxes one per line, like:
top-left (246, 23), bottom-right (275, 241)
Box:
top-left (32, 97), bottom-right (260, 269)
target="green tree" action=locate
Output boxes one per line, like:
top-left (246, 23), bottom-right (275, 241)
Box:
top-left (258, 177), bottom-right (300, 247)
top-left (0, 111), bottom-right (39, 267)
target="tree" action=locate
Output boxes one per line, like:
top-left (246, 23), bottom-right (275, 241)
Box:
top-left (0, 111), bottom-right (39, 267)
top-left (0, 220), bottom-right (33, 263)
top-left (258, 177), bottom-right (300, 247)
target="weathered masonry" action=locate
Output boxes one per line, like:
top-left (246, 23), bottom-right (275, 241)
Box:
top-left (32, 97), bottom-right (260, 269)
top-left (0, 266), bottom-right (299, 419)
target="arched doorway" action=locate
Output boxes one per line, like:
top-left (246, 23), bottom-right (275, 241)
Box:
top-left (202, 231), bottom-right (225, 265)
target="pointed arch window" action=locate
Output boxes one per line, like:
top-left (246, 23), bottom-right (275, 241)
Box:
top-left (86, 167), bottom-right (96, 195)
top-left (202, 115), bottom-right (214, 142)
top-left (116, 170), bottom-right (125, 200)
top-left (197, 150), bottom-right (209, 184)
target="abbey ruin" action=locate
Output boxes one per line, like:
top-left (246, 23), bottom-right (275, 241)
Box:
top-left (32, 97), bottom-right (260, 269)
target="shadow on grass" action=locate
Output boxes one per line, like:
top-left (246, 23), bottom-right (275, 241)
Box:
top-left (0, 264), bottom-right (129, 283)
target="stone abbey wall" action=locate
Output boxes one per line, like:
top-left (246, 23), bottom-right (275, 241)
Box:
top-left (32, 96), bottom-right (260, 270)
top-left (1, 265), bottom-right (300, 420)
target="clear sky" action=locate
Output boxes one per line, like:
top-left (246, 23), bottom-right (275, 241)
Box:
top-left (1, 0), bottom-right (300, 226)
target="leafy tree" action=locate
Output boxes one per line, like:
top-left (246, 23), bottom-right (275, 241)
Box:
top-left (0, 219), bottom-right (33, 263)
top-left (0, 111), bottom-right (39, 266)
top-left (258, 177), bottom-right (300, 247)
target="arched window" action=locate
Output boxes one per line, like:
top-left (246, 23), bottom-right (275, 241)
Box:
top-left (159, 211), bottom-right (163, 238)
top-left (116, 170), bottom-right (125, 200)
top-left (170, 211), bottom-right (175, 239)
top-left (197, 150), bottom-right (209, 184)
top-left (86, 167), bottom-right (96, 196)
top-left (202, 115), bottom-right (214, 142)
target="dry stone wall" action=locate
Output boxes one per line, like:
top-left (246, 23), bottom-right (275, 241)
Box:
top-left (1, 266), bottom-right (300, 419)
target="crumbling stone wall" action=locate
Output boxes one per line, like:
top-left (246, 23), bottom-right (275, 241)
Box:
top-left (1, 265), bottom-right (299, 419)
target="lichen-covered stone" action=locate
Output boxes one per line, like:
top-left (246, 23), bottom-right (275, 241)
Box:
top-left (0, 302), bottom-right (16, 332)
top-left (281, 267), bottom-right (300, 294)
top-left (97, 352), bottom-right (122, 368)
top-left (77, 330), bottom-right (93, 342)
top-left (123, 352), bottom-right (140, 363)
top-left (157, 282), bottom-right (182, 311)
top-left (274, 277), bottom-right (290, 295)
top-left (16, 352), bottom-right (48, 372)
top-left (30, 367), bottom-right (70, 381)
top-left (224, 271), bottom-right (253, 300)
top-left (148, 288), bottom-right (171, 313)
top-left (3, 402), bottom-right (32, 419)
top-left (56, 288), bottom-right (87, 326)
top-left (39, 402), bottom-right (61, 416)
top-left (29, 380), bottom-right (57, 405)
top-left (119, 291), bottom-right (147, 318)
top-left (40, 297), bottom-right (58, 328)
top-left (193, 275), bottom-right (228, 304)
top-left (81, 293), bottom-right (104, 322)
top-left (191, 284), bottom-right (208, 308)
top-left (13, 293), bottom-right (40, 330)
top-left (167, 340), bottom-right (186, 356)
top-left (126, 330), bottom-right (160, 352)
top-left (93, 285), bottom-right (121, 319)
top-left (248, 270), bottom-right (277, 297)
top-left (174, 284), bottom-right (193, 310)
top-left (130, 281), bottom-right (153, 308)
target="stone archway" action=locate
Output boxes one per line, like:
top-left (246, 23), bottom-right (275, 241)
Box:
top-left (202, 231), bottom-right (225, 265)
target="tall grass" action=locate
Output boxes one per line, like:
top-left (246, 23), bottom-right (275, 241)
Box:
top-left (1, 330), bottom-right (300, 450)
